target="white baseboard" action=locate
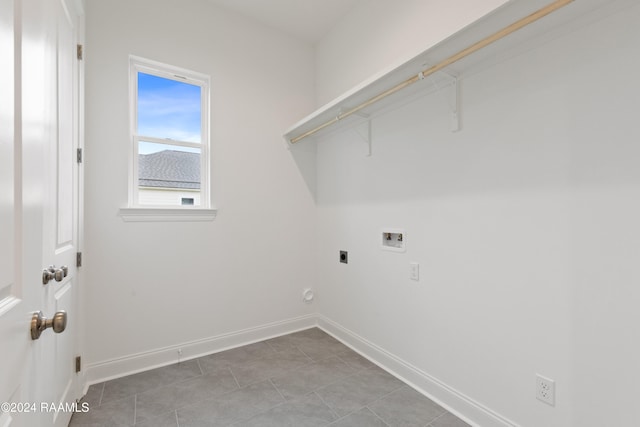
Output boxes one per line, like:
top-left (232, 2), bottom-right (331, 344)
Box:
top-left (317, 315), bottom-right (520, 427)
top-left (83, 313), bottom-right (516, 427)
top-left (84, 314), bottom-right (318, 389)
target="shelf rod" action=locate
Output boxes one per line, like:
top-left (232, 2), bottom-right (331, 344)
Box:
top-left (290, 0), bottom-right (573, 144)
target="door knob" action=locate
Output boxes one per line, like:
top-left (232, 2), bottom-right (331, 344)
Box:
top-left (42, 265), bottom-right (68, 285)
top-left (30, 310), bottom-right (67, 340)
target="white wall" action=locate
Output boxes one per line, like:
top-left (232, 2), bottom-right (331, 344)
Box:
top-left (83, 1), bottom-right (640, 424)
top-left (315, 0), bottom-right (508, 106)
top-left (314, 2), bottom-right (640, 426)
top-left (84, 0), bottom-right (316, 368)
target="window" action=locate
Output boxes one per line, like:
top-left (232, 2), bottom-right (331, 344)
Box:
top-left (129, 56), bottom-right (210, 209)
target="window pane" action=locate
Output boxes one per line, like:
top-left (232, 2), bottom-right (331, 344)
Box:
top-left (137, 72), bottom-right (202, 143)
top-left (138, 141), bottom-right (201, 206)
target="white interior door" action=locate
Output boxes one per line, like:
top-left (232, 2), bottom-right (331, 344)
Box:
top-left (0, 0), bottom-right (82, 426)
top-left (45, 1), bottom-right (81, 426)
top-left (0, 0), bottom-right (25, 423)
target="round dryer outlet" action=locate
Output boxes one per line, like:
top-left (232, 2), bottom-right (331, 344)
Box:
top-left (302, 288), bottom-right (314, 303)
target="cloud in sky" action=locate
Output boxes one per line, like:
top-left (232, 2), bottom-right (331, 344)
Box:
top-left (138, 140), bottom-right (200, 155)
top-left (137, 72), bottom-right (202, 143)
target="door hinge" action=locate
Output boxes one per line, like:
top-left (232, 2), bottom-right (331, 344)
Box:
top-left (77, 44), bottom-right (83, 60)
top-left (75, 356), bottom-right (81, 373)
top-left (77, 148), bottom-right (83, 163)
top-left (76, 252), bottom-right (82, 268)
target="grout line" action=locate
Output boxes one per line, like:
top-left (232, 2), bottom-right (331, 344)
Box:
top-left (228, 367), bottom-right (241, 390)
top-left (312, 363), bottom-right (372, 402)
top-left (313, 391), bottom-right (340, 421)
top-left (425, 411), bottom-right (448, 427)
top-left (293, 347), bottom-right (317, 368)
top-left (326, 408), bottom-right (360, 426)
top-left (232, 400), bottom-right (287, 426)
top-left (265, 339), bottom-right (278, 352)
top-left (133, 394), bottom-right (137, 425)
top-left (98, 382), bottom-right (105, 407)
top-left (295, 345), bottom-right (314, 361)
top-left (334, 354), bottom-right (361, 373)
top-left (326, 402), bottom-right (393, 427)
top-left (269, 378), bottom-right (287, 402)
top-left (338, 352), bottom-right (377, 372)
top-left (226, 372), bottom-right (279, 390)
top-left (366, 405), bottom-right (393, 427)
top-left (222, 348), bottom-right (318, 391)
top-left (196, 359), bottom-right (204, 376)
top-left (339, 364), bottom-right (370, 383)
top-left (359, 383), bottom-right (407, 417)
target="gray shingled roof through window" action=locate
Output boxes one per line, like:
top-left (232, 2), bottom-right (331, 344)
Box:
top-left (139, 150), bottom-right (200, 189)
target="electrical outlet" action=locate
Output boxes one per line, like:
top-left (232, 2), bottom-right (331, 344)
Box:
top-left (536, 374), bottom-right (555, 406)
top-left (409, 262), bottom-right (419, 281)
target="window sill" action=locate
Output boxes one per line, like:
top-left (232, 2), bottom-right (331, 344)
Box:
top-left (118, 207), bottom-right (218, 222)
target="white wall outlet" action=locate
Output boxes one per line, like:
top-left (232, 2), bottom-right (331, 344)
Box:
top-left (536, 374), bottom-right (555, 406)
top-left (409, 262), bottom-right (419, 281)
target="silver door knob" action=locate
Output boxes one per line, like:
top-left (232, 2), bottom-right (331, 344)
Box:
top-left (30, 310), bottom-right (67, 340)
top-left (42, 265), bottom-right (68, 285)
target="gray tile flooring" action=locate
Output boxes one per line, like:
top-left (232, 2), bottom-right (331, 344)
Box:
top-left (70, 328), bottom-right (470, 427)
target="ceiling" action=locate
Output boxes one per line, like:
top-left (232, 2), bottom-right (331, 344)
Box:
top-left (206, 0), bottom-right (361, 44)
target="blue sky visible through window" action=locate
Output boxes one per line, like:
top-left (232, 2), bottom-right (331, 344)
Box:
top-left (137, 72), bottom-right (202, 154)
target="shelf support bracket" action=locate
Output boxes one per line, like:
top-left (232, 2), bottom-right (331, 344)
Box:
top-left (425, 70), bottom-right (460, 133)
top-left (450, 76), bottom-right (460, 133)
top-left (352, 113), bottom-right (372, 157)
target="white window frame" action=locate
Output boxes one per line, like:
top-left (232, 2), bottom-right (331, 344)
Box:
top-left (121, 56), bottom-right (214, 221)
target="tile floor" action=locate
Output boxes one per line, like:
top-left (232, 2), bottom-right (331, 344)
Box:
top-left (70, 328), bottom-right (470, 427)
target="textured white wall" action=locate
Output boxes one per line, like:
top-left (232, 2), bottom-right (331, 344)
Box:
top-left (315, 2), bottom-right (640, 426)
top-left (314, 0), bottom-right (508, 106)
top-left (84, 0), bottom-right (316, 365)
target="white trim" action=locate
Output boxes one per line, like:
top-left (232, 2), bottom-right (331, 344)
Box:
top-left (52, 379), bottom-right (73, 425)
top-left (0, 412), bottom-right (12, 427)
top-left (128, 55), bottom-right (211, 209)
top-left (118, 207), bottom-right (217, 222)
top-left (81, 313), bottom-right (519, 427)
top-left (130, 55), bottom-right (209, 85)
top-left (83, 314), bottom-right (317, 387)
top-left (317, 316), bottom-right (520, 427)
